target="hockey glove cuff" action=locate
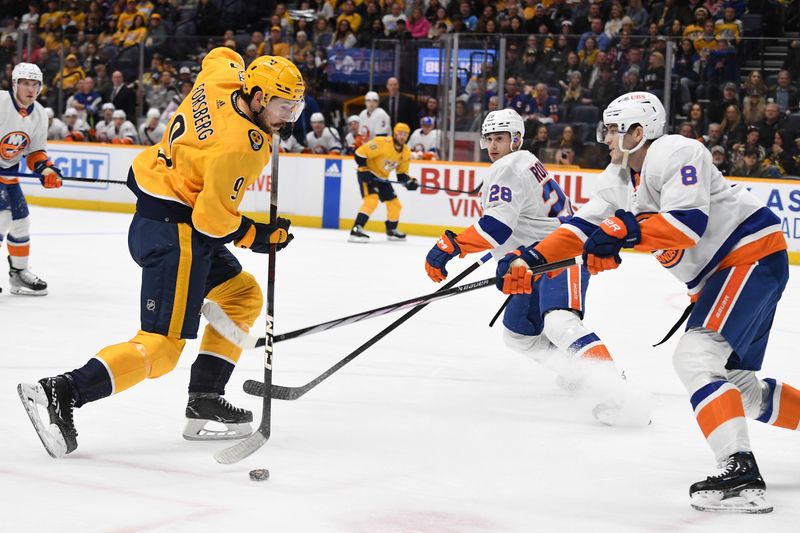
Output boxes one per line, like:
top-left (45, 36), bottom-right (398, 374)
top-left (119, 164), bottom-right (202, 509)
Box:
top-left (425, 230), bottom-right (463, 282)
top-left (235, 216), bottom-right (293, 253)
top-left (397, 173), bottom-right (419, 191)
top-left (495, 246), bottom-right (547, 294)
top-left (582, 210), bottom-right (640, 275)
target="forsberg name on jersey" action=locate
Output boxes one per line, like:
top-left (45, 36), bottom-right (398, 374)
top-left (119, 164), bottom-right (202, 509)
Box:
top-left (190, 83), bottom-right (213, 140)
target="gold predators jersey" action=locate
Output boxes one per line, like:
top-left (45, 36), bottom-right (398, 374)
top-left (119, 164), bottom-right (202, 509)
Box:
top-left (355, 136), bottom-right (411, 180)
top-left (131, 47), bottom-right (271, 239)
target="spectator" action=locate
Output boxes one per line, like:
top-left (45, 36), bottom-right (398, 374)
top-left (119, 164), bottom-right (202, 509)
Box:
top-left (146, 13), bottom-right (167, 53)
top-left (45, 107), bottom-right (69, 140)
top-left (458, 1), bottom-right (478, 31)
top-left (710, 145), bottom-right (731, 174)
top-left (95, 102), bottom-right (115, 142)
top-left (642, 51), bottom-right (665, 92)
top-left (519, 49), bottom-right (549, 87)
top-left (764, 130), bottom-right (800, 176)
top-left (313, 18), bottom-right (333, 49)
top-left (649, 0), bottom-right (682, 30)
top-left (338, 0), bottom-right (363, 33)
top-left (577, 18), bottom-right (610, 52)
top-left (291, 31), bottom-right (313, 62)
top-left (590, 65), bottom-right (620, 109)
top-left (526, 3), bottom-right (555, 34)
top-left (344, 115), bottom-right (363, 154)
top-left (604, 4), bottom-right (625, 38)
top-left (52, 53), bottom-right (86, 97)
top-left (359, 18), bottom-right (384, 46)
top-left (139, 107), bottom-right (166, 146)
top-left (243, 43), bottom-right (259, 66)
top-left (526, 83), bottom-right (560, 123)
top-left (389, 18), bottom-right (411, 41)
top-left (528, 124), bottom-right (550, 159)
top-left (21, 4), bottom-right (41, 33)
top-left (454, 99), bottom-right (473, 131)
top-left (693, 19), bottom-right (718, 55)
top-left (687, 102), bottom-right (708, 135)
top-left (249, 31), bottom-right (266, 55)
top-left (160, 80), bottom-right (191, 123)
top-left (616, 47), bottom-right (644, 84)
top-left (720, 104), bottom-right (746, 148)
top-left (560, 71), bottom-right (592, 120)
top-left (555, 51), bottom-right (581, 85)
top-left (707, 81), bottom-right (739, 123)
top-left (66, 77), bottom-right (102, 125)
top-left (329, 19), bottom-right (357, 49)
top-left (674, 39), bottom-right (699, 108)
top-left (106, 70), bottom-right (136, 119)
top-left (502, 76), bottom-right (524, 112)
top-left (731, 147), bottom-right (769, 177)
top-left (63, 107), bottom-right (89, 141)
top-left (572, 0), bottom-right (601, 35)
top-left (741, 89), bottom-right (766, 126)
top-left (677, 121), bottom-right (702, 141)
top-left (621, 67), bottom-right (643, 93)
top-left (741, 70), bottom-right (768, 99)
top-left (469, 94), bottom-right (498, 132)
top-left (420, 96), bottom-right (439, 125)
top-left (269, 26), bottom-right (289, 58)
top-left (578, 36), bottom-right (599, 72)
top-left (714, 4), bottom-right (742, 44)
top-left (380, 76), bottom-right (418, 131)
top-left (758, 103), bottom-right (786, 148)
top-left (144, 71), bottom-right (167, 112)
top-left (549, 125), bottom-right (584, 164)
top-left (305, 112), bottom-right (342, 154)
top-left (108, 109), bottom-right (139, 144)
top-left (98, 17), bottom-right (123, 48)
top-left (177, 66), bottom-right (193, 86)
top-left (683, 6), bottom-right (709, 40)
top-left (733, 125), bottom-right (766, 163)
top-left (767, 70), bottom-right (800, 115)
top-left (704, 122), bottom-right (724, 150)
top-left (81, 42), bottom-right (103, 77)
top-left (626, 0), bottom-right (650, 30)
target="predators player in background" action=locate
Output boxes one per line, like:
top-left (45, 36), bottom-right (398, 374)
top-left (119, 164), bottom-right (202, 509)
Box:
top-left (425, 109), bottom-right (648, 426)
top-left (17, 49), bottom-right (305, 458)
top-left (498, 92), bottom-right (798, 513)
top-left (348, 122), bottom-right (419, 243)
top-left (0, 62), bottom-right (63, 296)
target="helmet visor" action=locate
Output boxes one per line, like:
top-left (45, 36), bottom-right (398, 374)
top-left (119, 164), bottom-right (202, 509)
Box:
top-left (596, 122), bottom-right (608, 143)
top-left (266, 96), bottom-right (306, 123)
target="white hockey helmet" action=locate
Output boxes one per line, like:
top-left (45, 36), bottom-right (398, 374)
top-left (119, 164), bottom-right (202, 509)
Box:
top-left (44, 107), bottom-right (54, 119)
top-left (146, 107), bottom-right (161, 119)
top-left (112, 109), bottom-right (126, 120)
top-left (480, 108), bottom-right (525, 150)
top-left (310, 112), bottom-right (325, 123)
top-left (597, 91), bottom-right (666, 160)
top-left (12, 62), bottom-right (44, 98)
top-left (347, 114), bottom-right (360, 124)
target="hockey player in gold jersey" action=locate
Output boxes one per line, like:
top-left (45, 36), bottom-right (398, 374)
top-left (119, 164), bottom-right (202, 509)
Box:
top-left (17, 48), bottom-right (306, 457)
top-left (348, 122), bottom-right (419, 243)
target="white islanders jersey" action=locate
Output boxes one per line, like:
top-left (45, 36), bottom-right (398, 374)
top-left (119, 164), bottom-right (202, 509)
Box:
top-left (408, 128), bottom-right (440, 154)
top-left (0, 91), bottom-right (48, 176)
top-left (305, 127), bottom-right (342, 154)
top-left (138, 122), bottom-right (167, 146)
top-left (473, 150), bottom-right (572, 258)
top-left (561, 135), bottom-right (785, 296)
top-left (357, 107), bottom-right (390, 140)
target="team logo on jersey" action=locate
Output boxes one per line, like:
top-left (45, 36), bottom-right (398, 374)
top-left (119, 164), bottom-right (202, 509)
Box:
top-left (655, 248), bottom-right (684, 268)
top-left (248, 129), bottom-right (264, 151)
top-left (0, 131), bottom-right (30, 161)
top-left (146, 298), bottom-right (157, 312)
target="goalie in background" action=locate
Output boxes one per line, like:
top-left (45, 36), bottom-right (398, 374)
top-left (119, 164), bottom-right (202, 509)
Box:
top-left (348, 122), bottom-right (418, 243)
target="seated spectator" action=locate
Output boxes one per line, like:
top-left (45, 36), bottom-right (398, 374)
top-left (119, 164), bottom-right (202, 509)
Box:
top-left (250, 30), bottom-right (267, 55)
top-left (616, 47), bottom-right (644, 84)
top-left (470, 95), bottom-right (498, 132)
top-left (528, 124), bottom-right (550, 159)
top-left (720, 104), bottom-right (746, 148)
top-left (45, 107), bottom-right (68, 140)
top-left (677, 122), bottom-right (700, 141)
top-left (66, 77), bottom-right (102, 126)
top-left (139, 107), bottom-right (166, 146)
top-left (684, 6), bottom-right (710, 41)
top-left (560, 71), bottom-right (592, 121)
top-left (381, 2), bottom-right (405, 35)
top-left (577, 36), bottom-right (600, 72)
top-left (305, 112), bottom-right (342, 154)
top-left (758, 103), bottom-right (786, 148)
top-left (338, 0), bottom-right (363, 33)
top-left (621, 67), bottom-right (643, 93)
top-left (764, 129), bottom-right (800, 176)
top-left (160, 80), bottom-right (191, 123)
top-left (454, 99), bottom-right (473, 131)
top-left (587, 51), bottom-right (610, 88)
top-left (388, 18), bottom-right (412, 41)
top-left (107, 109), bottom-right (139, 144)
top-left (604, 4), bottom-right (625, 38)
top-left (344, 115), bottom-right (363, 154)
top-left (313, 18), bottom-right (333, 49)
top-left (63, 107), bottom-right (89, 141)
top-left (554, 51), bottom-right (581, 85)
top-left (707, 81), bottom-right (740, 123)
top-left (146, 13), bottom-right (167, 53)
top-left (519, 49), bottom-right (549, 87)
top-left (577, 17), bottom-right (610, 52)
top-left (626, 0), bottom-right (649, 31)
top-left (408, 116), bottom-right (440, 160)
top-left (94, 103), bottom-right (116, 142)
top-left (503, 76), bottom-right (526, 113)
top-left (687, 102), bottom-right (708, 136)
top-left (589, 65), bottom-right (619, 109)
top-left (52, 53), bottom-right (86, 97)
top-left (693, 19), bottom-right (718, 55)
top-left (549, 125), bottom-right (584, 163)
top-left (525, 83), bottom-right (560, 123)
top-left (118, 0), bottom-right (145, 32)
top-left (704, 38), bottom-right (738, 95)
top-left (714, 5), bottom-right (742, 44)
top-left (270, 26), bottom-right (289, 58)
top-left (291, 31), bottom-right (313, 61)
top-left (740, 70), bottom-right (768, 100)
top-left (732, 125), bottom-right (766, 164)
top-left (457, 1), bottom-right (478, 32)
top-left (767, 70), bottom-right (800, 115)
top-left (741, 89), bottom-right (766, 126)
top-left (731, 147), bottom-right (769, 177)
top-left (642, 51), bottom-right (665, 91)
top-left (120, 14), bottom-right (147, 47)
top-left (710, 145), bottom-right (731, 174)
top-left (329, 19), bottom-right (357, 49)
top-left (81, 42), bottom-right (104, 77)
top-left (704, 122), bottom-right (724, 150)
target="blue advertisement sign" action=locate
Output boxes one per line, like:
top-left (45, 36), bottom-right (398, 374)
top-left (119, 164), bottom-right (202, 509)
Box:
top-left (417, 48), bottom-right (497, 85)
top-left (327, 48), bottom-right (395, 84)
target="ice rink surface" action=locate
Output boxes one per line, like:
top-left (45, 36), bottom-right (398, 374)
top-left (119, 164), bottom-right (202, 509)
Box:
top-left (2, 206), bottom-right (800, 533)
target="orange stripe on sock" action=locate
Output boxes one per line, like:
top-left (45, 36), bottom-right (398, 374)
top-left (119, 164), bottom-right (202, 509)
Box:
top-left (582, 344), bottom-right (612, 361)
top-left (773, 383), bottom-right (800, 430)
top-left (696, 388), bottom-right (746, 438)
top-left (7, 244), bottom-right (30, 257)
top-left (704, 266), bottom-right (750, 332)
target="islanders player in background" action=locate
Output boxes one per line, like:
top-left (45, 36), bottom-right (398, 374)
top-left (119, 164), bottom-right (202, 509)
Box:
top-left (498, 92), bottom-right (798, 513)
top-left (425, 109), bottom-right (648, 426)
top-left (348, 122), bottom-right (419, 243)
top-left (18, 49), bottom-right (305, 457)
top-left (0, 63), bottom-right (63, 296)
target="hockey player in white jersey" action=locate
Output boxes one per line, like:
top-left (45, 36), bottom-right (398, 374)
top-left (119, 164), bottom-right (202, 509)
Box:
top-left (305, 112), bottom-right (342, 154)
top-left (108, 109), bottom-right (139, 144)
top-left (62, 108), bottom-right (89, 142)
top-left (425, 109), bottom-right (649, 425)
top-left (45, 107), bottom-right (68, 140)
top-left (498, 92), bottom-right (798, 513)
top-left (0, 63), bottom-right (63, 296)
top-left (357, 91), bottom-right (390, 140)
top-left (138, 107), bottom-right (166, 146)
top-left (408, 116), bottom-right (440, 160)
top-left (94, 103), bottom-right (116, 142)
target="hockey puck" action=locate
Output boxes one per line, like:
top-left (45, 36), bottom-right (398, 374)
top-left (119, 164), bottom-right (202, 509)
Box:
top-left (249, 468), bottom-right (270, 482)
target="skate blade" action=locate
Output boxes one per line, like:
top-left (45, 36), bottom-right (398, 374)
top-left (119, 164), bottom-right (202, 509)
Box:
top-left (691, 489), bottom-right (773, 514)
top-left (386, 235), bottom-right (406, 241)
top-left (182, 419), bottom-right (253, 441)
top-left (17, 383), bottom-right (68, 458)
top-left (10, 286), bottom-right (48, 296)
top-left (348, 235), bottom-right (369, 243)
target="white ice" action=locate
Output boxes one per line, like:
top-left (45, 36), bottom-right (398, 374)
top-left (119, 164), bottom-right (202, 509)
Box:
top-left (2, 206), bottom-right (800, 532)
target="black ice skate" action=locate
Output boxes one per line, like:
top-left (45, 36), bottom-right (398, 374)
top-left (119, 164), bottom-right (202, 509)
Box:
top-left (8, 257), bottom-right (48, 296)
top-left (690, 451), bottom-right (772, 513)
top-left (348, 225), bottom-right (370, 243)
top-left (182, 393), bottom-right (253, 441)
top-left (386, 228), bottom-right (407, 241)
top-left (17, 376), bottom-right (78, 458)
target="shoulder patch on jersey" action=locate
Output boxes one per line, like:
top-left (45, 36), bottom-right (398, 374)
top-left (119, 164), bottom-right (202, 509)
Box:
top-left (216, 99), bottom-right (226, 108)
top-left (0, 131), bottom-right (30, 161)
top-left (248, 129), bottom-right (264, 151)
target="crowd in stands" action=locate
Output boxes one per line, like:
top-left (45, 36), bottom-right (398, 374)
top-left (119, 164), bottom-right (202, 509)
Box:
top-left (1, 0), bottom-right (799, 175)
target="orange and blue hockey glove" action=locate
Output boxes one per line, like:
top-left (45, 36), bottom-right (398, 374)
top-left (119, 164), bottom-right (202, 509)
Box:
top-left (583, 210), bottom-right (640, 275)
top-left (235, 216), bottom-right (293, 253)
top-left (425, 230), bottom-right (463, 282)
top-left (495, 245), bottom-right (547, 294)
top-left (34, 161), bottom-right (62, 189)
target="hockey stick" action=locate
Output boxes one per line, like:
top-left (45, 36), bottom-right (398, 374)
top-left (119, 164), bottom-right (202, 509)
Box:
top-left (244, 256), bottom-right (581, 401)
top-left (213, 133), bottom-right (281, 465)
top-left (203, 255), bottom-right (580, 349)
top-left (388, 180), bottom-right (481, 195)
top-left (10, 171), bottom-right (128, 185)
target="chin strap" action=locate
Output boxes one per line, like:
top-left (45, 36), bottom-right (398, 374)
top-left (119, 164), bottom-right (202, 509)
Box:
top-left (618, 134), bottom-right (647, 169)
